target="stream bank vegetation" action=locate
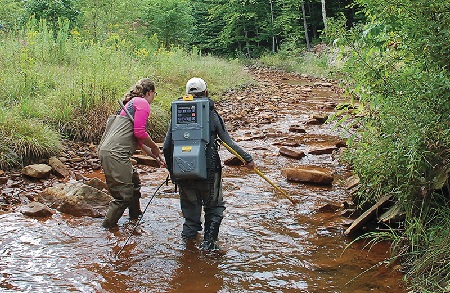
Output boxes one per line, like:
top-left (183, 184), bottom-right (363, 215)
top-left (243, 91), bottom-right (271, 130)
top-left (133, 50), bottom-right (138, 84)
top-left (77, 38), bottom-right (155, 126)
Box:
top-left (325, 2), bottom-right (450, 292)
top-left (1, 0), bottom-right (449, 291)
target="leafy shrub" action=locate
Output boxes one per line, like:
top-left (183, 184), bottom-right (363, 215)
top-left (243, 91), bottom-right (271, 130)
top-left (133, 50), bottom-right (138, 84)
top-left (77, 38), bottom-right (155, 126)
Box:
top-left (330, 0), bottom-right (450, 291)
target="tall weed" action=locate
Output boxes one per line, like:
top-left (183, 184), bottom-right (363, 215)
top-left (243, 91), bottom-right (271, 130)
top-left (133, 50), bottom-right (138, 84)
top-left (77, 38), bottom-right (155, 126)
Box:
top-left (329, 2), bottom-right (450, 290)
top-left (0, 108), bottom-right (62, 169)
top-left (0, 21), bottom-right (253, 169)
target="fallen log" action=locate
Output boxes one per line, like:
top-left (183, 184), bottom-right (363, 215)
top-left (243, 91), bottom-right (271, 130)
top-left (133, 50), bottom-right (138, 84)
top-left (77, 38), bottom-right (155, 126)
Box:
top-left (344, 195), bottom-right (392, 236)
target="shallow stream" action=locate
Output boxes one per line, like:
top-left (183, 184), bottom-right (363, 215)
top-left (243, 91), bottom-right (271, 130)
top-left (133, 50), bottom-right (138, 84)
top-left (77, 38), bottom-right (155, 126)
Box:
top-left (0, 69), bottom-right (406, 292)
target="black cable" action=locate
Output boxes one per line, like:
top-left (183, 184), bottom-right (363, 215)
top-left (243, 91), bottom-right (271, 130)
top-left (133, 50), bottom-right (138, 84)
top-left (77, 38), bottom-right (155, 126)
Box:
top-left (116, 176), bottom-right (168, 258)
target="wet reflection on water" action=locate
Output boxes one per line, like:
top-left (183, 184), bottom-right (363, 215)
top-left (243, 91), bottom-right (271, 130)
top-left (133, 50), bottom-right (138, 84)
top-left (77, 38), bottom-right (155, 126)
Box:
top-left (0, 166), bottom-right (406, 292)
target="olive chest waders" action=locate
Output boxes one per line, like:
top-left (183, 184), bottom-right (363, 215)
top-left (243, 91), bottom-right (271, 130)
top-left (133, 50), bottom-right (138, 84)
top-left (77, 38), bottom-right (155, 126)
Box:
top-left (98, 111), bottom-right (142, 228)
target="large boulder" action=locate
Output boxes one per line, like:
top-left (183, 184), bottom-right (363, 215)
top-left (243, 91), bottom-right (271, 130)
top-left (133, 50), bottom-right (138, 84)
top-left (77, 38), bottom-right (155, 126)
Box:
top-left (38, 182), bottom-right (112, 218)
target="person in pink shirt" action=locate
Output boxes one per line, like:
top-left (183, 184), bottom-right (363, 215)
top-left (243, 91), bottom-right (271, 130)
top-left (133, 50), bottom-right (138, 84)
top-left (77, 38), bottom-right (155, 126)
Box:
top-left (98, 78), bottom-right (165, 229)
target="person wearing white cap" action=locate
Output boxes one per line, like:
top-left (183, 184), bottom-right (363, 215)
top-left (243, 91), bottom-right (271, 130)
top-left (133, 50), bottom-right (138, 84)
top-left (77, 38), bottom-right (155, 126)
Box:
top-left (163, 77), bottom-right (256, 250)
top-left (185, 77), bottom-right (208, 94)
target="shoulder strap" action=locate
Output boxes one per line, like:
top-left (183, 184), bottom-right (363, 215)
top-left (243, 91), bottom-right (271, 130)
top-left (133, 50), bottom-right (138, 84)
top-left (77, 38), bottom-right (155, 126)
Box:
top-left (118, 100), bottom-right (135, 121)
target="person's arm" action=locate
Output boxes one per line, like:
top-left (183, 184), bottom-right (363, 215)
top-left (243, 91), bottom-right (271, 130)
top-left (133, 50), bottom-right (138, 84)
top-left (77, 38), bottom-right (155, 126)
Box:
top-left (132, 98), bottom-right (165, 166)
top-left (140, 138), bottom-right (165, 167)
top-left (141, 136), bottom-right (161, 157)
top-left (214, 112), bottom-right (255, 170)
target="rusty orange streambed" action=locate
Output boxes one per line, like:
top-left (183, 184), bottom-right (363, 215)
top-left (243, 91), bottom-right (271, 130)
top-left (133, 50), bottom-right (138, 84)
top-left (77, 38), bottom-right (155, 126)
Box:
top-left (0, 68), bottom-right (406, 292)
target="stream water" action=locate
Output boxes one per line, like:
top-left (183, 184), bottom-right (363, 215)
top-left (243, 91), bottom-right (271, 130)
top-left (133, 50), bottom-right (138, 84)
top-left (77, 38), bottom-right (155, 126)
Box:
top-left (0, 69), bottom-right (407, 292)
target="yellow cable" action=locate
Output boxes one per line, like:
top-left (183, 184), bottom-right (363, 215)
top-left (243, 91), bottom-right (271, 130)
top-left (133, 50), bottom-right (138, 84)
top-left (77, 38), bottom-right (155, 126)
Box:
top-left (219, 140), bottom-right (297, 205)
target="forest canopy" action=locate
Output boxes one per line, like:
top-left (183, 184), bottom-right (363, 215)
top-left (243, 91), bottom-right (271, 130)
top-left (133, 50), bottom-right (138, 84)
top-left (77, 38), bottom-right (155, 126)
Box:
top-left (0, 0), bottom-right (362, 57)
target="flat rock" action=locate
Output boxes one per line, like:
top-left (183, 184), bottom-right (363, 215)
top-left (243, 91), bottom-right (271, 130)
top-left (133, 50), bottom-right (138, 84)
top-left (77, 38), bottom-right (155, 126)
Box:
top-left (309, 147), bottom-right (337, 155)
top-left (20, 202), bottom-right (53, 217)
top-left (22, 164), bottom-right (52, 179)
top-left (85, 177), bottom-right (108, 191)
top-left (289, 125), bottom-right (306, 133)
top-left (279, 147), bottom-right (305, 159)
top-left (313, 82), bottom-right (333, 87)
top-left (283, 166), bottom-right (333, 185)
top-left (310, 114), bottom-right (328, 124)
top-left (132, 154), bottom-right (160, 167)
top-left (49, 156), bottom-right (71, 178)
top-left (345, 175), bottom-right (360, 190)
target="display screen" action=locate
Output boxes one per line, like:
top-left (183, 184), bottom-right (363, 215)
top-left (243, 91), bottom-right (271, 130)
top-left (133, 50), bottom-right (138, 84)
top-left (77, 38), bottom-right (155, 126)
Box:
top-left (176, 104), bottom-right (197, 124)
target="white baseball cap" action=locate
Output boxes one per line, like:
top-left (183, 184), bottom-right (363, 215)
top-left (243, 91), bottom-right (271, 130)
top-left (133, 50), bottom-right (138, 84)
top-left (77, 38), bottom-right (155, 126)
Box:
top-left (186, 77), bottom-right (207, 94)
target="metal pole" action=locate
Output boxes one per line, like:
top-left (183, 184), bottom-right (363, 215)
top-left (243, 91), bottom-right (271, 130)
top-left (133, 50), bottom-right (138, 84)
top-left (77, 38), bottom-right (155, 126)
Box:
top-left (219, 140), bottom-right (298, 205)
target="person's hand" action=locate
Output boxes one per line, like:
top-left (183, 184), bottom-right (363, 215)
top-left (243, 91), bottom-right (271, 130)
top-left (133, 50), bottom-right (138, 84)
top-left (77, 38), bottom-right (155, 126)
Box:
top-left (245, 160), bottom-right (256, 170)
top-left (156, 154), bottom-right (166, 168)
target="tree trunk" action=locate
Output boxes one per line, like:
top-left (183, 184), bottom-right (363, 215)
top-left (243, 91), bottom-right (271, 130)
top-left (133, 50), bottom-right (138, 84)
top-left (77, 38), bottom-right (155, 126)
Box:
top-left (321, 0), bottom-right (327, 31)
top-left (244, 29), bottom-right (251, 57)
top-left (269, 0), bottom-right (275, 52)
top-left (301, 2), bottom-right (310, 50)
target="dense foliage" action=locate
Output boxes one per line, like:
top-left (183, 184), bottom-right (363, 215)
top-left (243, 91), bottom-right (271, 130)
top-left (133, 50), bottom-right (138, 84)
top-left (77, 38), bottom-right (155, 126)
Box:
top-left (330, 1), bottom-right (450, 291)
top-left (1, 0), bottom-right (362, 57)
top-left (189, 0), bottom-right (362, 57)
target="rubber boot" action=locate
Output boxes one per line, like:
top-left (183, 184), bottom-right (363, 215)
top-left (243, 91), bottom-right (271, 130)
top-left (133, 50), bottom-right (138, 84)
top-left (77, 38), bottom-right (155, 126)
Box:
top-left (128, 191), bottom-right (142, 220)
top-left (102, 199), bottom-right (128, 228)
top-left (129, 171), bottom-right (142, 220)
top-left (200, 221), bottom-right (220, 250)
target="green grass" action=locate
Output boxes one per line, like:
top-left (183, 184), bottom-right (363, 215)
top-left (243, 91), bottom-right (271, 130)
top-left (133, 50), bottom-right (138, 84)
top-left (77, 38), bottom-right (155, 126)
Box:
top-left (0, 108), bottom-right (62, 168)
top-left (0, 20), bottom-right (253, 169)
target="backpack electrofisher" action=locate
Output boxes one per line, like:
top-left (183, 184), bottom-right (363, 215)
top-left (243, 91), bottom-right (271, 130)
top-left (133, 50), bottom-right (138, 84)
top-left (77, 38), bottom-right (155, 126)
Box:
top-left (170, 96), bottom-right (211, 180)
